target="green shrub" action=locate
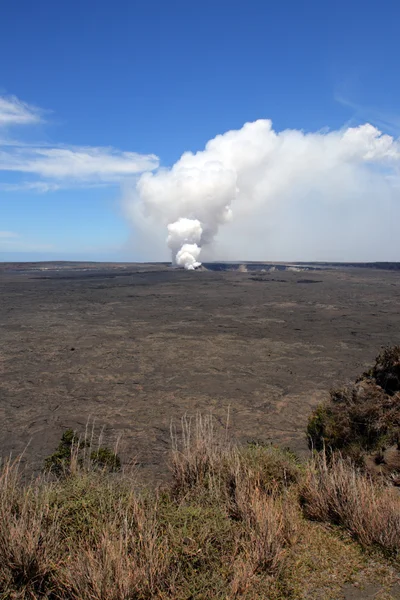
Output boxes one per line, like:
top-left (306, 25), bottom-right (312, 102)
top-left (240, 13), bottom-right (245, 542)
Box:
top-left (44, 429), bottom-right (121, 476)
top-left (48, 472), bottom-right (130, 544)
top-left (44, 428), bottom-right (83, 475)
top-left (366, 345), bottom-right (400, 395)
top-left (307, 347), bottom-right (400, 458)
top-left (240, 442), bottom-right (301, 491)
top-left (90, 447), bottom-right (121, 472)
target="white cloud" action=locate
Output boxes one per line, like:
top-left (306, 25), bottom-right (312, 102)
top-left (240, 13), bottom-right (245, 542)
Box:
top-left (0, 181), bottom-right (61, 193)
top-left (335, 95), bottom-right (400, 137)
top-left (125, 120), bottom-right (400, 263)
top-left (0, 144), bottom-right (159, 186)
top-left (0, 94), bottom-right (159, 190)
top-left (0, 96), bottom-right (43, 126)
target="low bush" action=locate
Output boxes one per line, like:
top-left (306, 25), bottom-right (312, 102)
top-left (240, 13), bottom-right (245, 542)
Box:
top-left (307, 347), bottom-right (400, 456)
top-left (44, 428), bottom-right (121, 476)
top-left (366, 345), bottom-right (400, 395)
top-left (90, 447), bottom-right (121, 472)
top-left (44, 428), bottom-right (84, 475)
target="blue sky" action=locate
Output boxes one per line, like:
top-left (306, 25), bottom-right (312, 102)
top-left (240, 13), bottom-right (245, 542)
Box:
top-left (1, 0), bottom-right (400, 262)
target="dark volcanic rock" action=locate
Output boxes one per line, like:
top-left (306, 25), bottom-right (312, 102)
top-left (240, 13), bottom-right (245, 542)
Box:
top-left (1, 263), bottom-right (400, 480)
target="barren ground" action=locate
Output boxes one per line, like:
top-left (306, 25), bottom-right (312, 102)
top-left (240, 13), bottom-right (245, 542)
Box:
top-left (1, 263), bottom-right (400, 480)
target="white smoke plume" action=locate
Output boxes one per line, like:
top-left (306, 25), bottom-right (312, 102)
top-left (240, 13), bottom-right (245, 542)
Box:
top-left (124, 120), bottom-right (400, 266)
top-left (167, 218), bottom-right (202, 269)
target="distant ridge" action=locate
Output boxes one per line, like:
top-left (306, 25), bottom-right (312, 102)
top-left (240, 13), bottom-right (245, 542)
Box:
top-left (1, 260), bottom-right (399, 275)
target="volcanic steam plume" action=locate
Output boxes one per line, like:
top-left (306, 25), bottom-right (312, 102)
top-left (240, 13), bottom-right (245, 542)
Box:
top-left (124, 119), bottom-right (400, 266)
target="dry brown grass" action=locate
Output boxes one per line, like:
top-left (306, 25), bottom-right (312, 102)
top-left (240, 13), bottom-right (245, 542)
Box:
top-left (0, 415), bottom-right (399, 599)
top-left (170, 413), bottom-right (300, 501)
top-left (169, 413), bottom-right (303, 597)
top-left (231, 485), bottom-right (300, 597)
top-left (60, 496), bottom-right (169, 600)
top-left (170, 412), bottom-right (233, 498)
top-left (0, 458), bottom-right (60, 598)
top-left (300, 452), bottom-right (400, 554)
top-left (0, 457), bottom-right (170, 600)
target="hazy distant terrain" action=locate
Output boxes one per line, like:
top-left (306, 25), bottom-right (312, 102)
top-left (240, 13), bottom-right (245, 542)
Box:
top-left (1, 262), bottom-right (400, 478)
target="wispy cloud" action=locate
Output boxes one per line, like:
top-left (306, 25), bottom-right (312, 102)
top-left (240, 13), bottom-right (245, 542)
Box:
top-left (0, 94), bottom-right (159, 191)
top-left (0, 181), bottom-right (61, 193)
top-left (335, 95), bottom-right (400, 137)
top-left (0, 96), bottom-right (43, 126)
top-left (0, 144), bottom-right (159, 185)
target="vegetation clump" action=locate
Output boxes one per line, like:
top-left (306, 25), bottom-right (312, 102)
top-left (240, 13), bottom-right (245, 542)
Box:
top-left (44, 428), bottom-right (84, 475)
top-left (307, 346), bottom-right (400, 458)
top-left (44, 428), bottom-right (121, 476)
top-left (366, 344), bottom-right (400, 395)
top-left (90, 446), bottom-right (121, 471)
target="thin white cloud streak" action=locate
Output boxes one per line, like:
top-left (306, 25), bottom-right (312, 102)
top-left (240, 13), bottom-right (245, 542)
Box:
top-left (0, 144), bottom-right (159, 185)
top-left (336, 95), bottom-right (400, 137)
top-left (0, 96), bottom-right (43, 126)
top-left (0, 181), bottom-right (61, 193)
top-left (125, 120), bottom-right (400, 263)
top-left (0, 94), bottom-right (159, 190)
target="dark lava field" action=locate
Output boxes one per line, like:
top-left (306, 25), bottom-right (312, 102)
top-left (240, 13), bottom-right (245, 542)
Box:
top-left (1, 262), bottom-right (400, 479)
